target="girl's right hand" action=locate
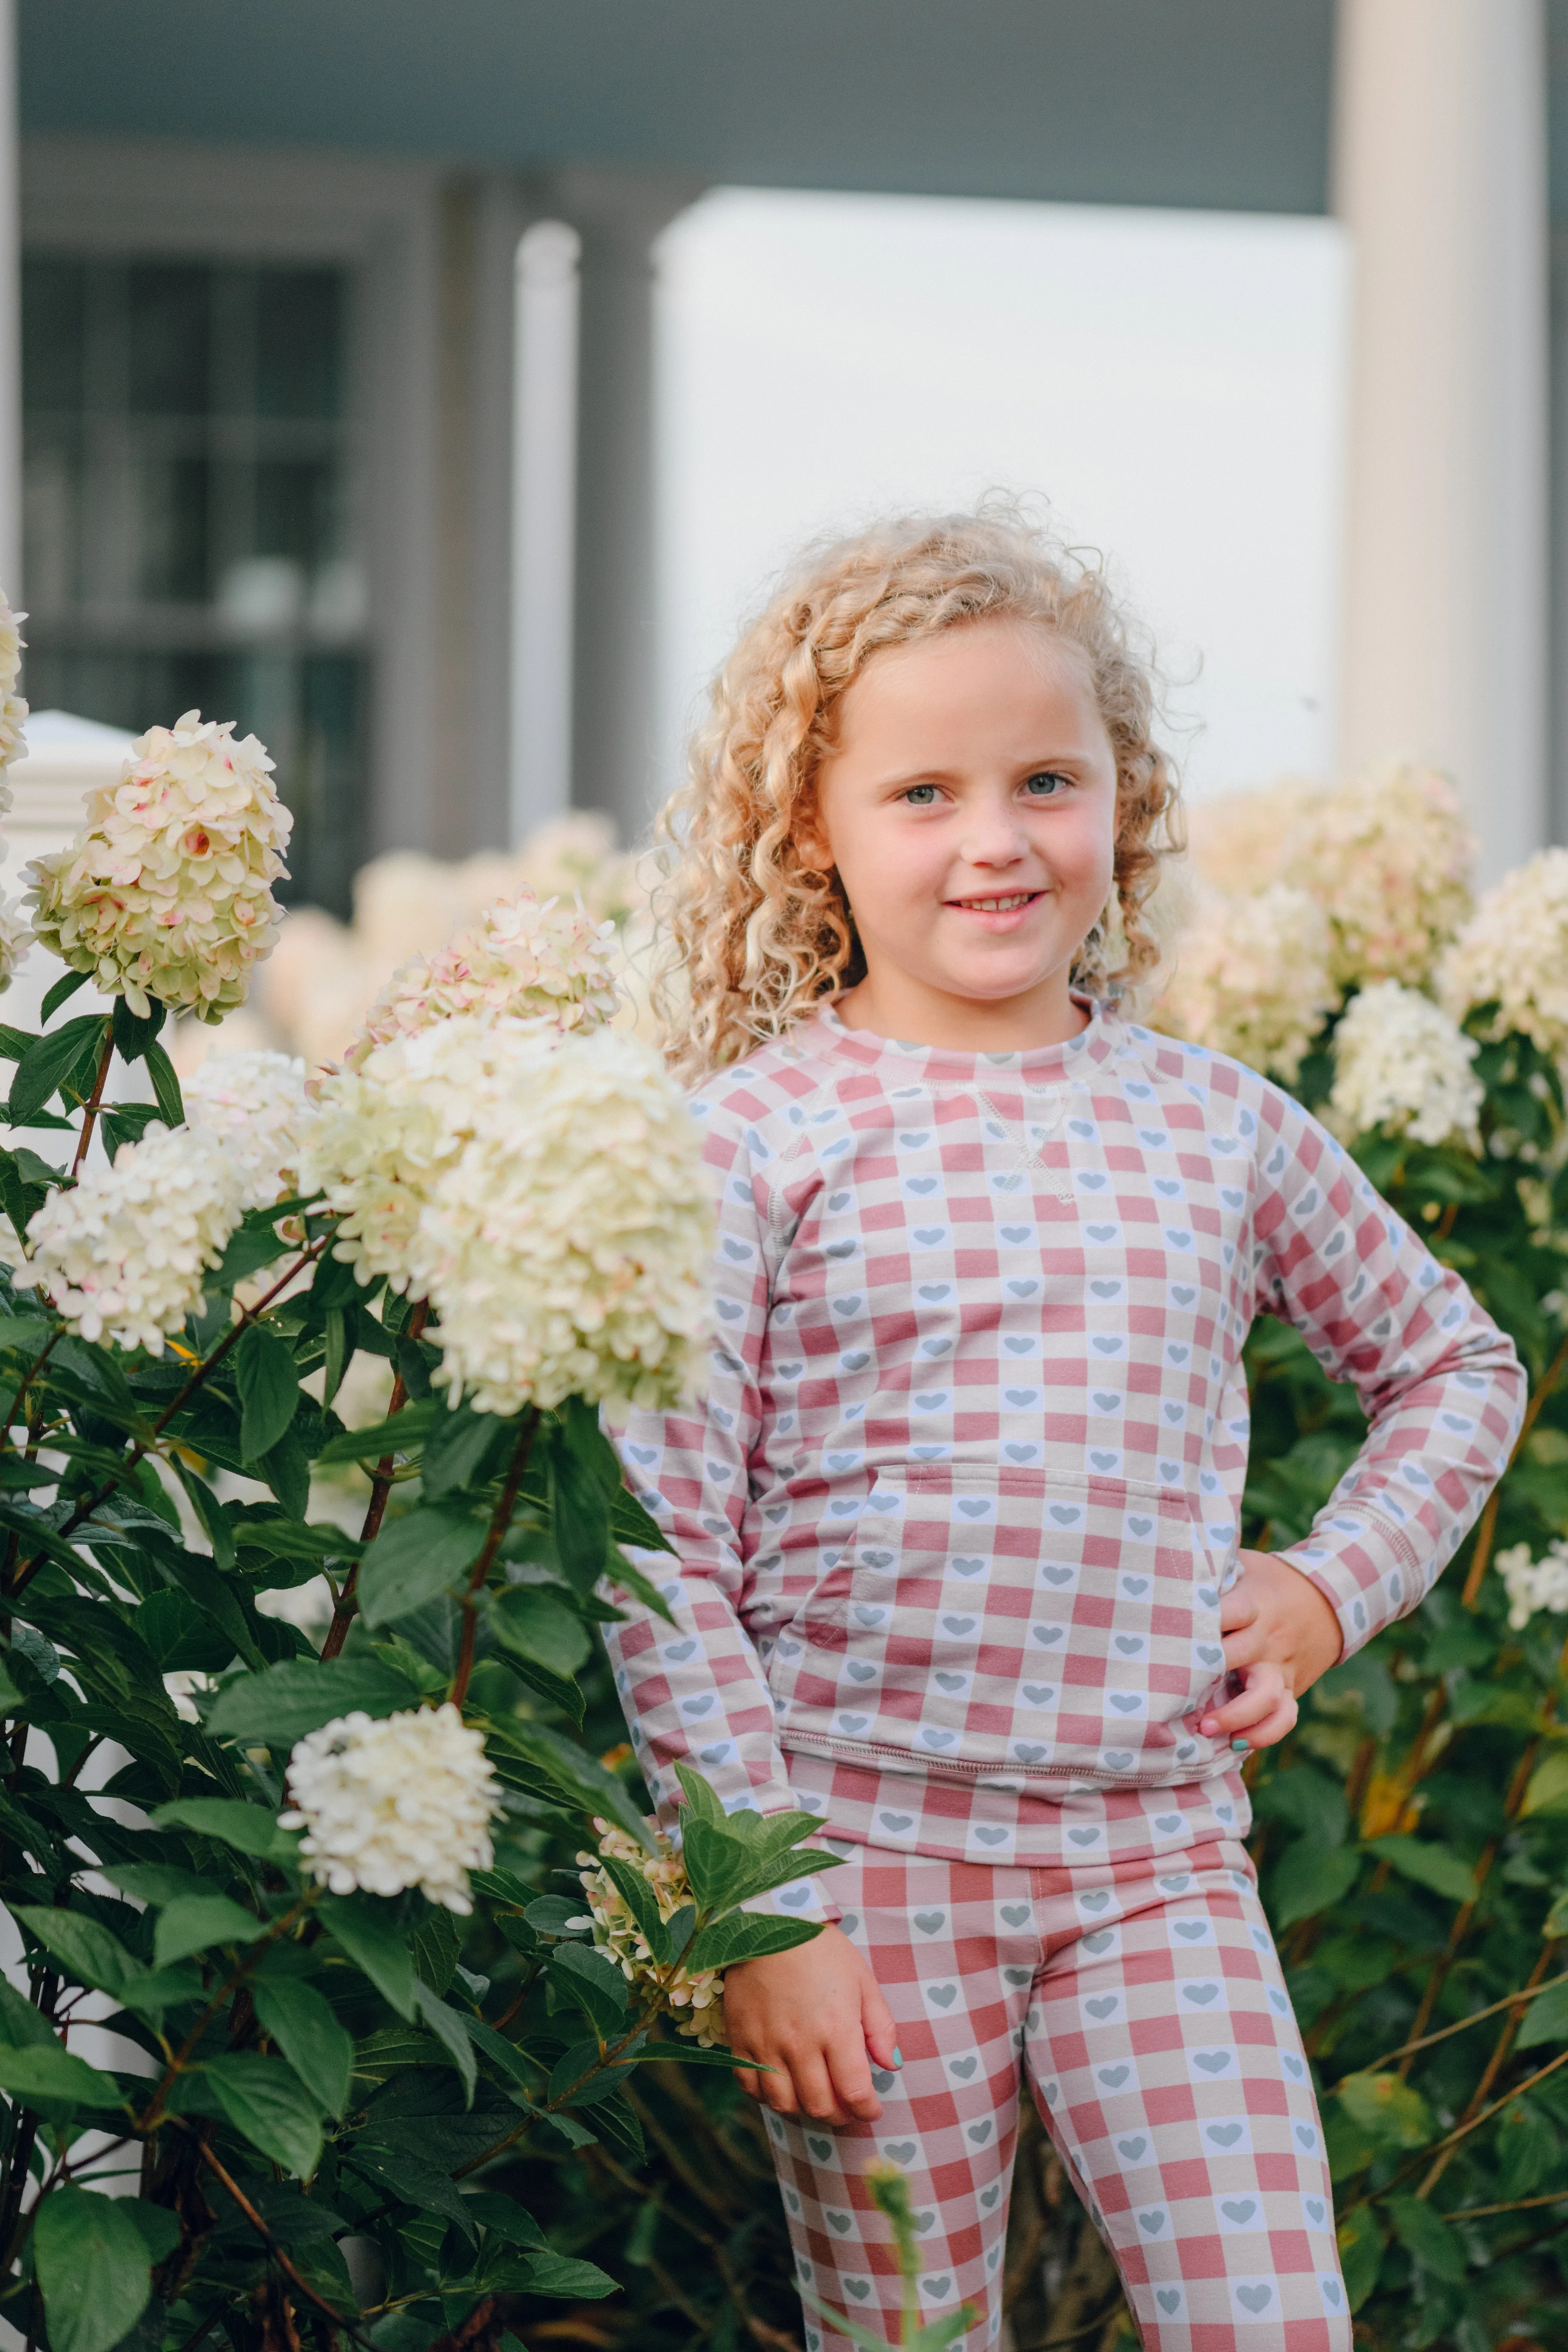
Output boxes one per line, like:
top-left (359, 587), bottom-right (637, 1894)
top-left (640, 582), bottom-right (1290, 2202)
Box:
top-left (725, 1923), bottom-right (900, 2125)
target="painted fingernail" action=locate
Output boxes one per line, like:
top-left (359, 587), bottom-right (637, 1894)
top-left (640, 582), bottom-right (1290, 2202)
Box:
top-left (1231, 1736), bottom-right (1251, 1753)
top-left (892, 2047), bottom-right (904, 2068)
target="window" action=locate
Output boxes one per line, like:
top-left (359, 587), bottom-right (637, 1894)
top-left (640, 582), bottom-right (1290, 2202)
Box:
top-left (21, 258), bottom-right (369, 913)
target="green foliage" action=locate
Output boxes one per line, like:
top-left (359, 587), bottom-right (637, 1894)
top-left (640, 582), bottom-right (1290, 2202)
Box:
top-left (1242, 1018), bottom-right (1568, 2346)
top-left (0, 988), bottom-right (826, 2352)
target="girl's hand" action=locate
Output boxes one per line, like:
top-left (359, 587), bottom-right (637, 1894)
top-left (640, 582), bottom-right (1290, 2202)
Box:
top-left (725, 1922), bottom-right (900, 2125)
top-left (1195, 1548), bottom-right (1344, 1752)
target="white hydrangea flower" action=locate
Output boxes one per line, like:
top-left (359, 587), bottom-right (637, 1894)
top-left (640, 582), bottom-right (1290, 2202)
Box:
top-left (413, 1023), bottom-right (714, 1414)
top-left (1439, 846), bottom-right (1568, 1063)
top-left (344, 887), bottom-right (620, 1071)
top-left (300, 1015), bottom-right (528, 1290)
top-left (0, 592), bottom-right (28, 816)
top-left (25, 1123), bottom-right (244, 1353)
top-left (1284, 762), bottom-right (1474, 990)
top-left (578, 1820), bottom-right (726, 2046)
top-left (1152, 881), bottom-right (1337, 1081)
top-left (279, 1704), bottom-right (500, 1914)
top-left (1185, 778), bottom-right (1315, 897)
top-left (1327, 981), bottom-right (1484, 1149)
top-left (26, 709), bottom-right (292, 1023)
top-left (184, 1048), bottom-right (309, 1208)
top-left (0, 897), bottom-right (29, 995)
top-left (1496, 1539), bottom-right (1568, 1632)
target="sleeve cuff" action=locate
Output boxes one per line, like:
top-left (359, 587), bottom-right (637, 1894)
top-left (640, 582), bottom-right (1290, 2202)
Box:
top-left (1275, 1506), bottom-right (1426, 1660)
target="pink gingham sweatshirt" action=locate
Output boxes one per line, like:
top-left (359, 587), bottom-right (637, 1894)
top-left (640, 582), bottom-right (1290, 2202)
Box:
top-left (605, 1002), bottom-right (1524, 1874)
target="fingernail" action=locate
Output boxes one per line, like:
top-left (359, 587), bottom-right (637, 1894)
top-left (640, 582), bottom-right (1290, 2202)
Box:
top-left (892, 2046), bottom-right (904, 2068)
top-left (1231, 1736), bottom-right (1251, 1752)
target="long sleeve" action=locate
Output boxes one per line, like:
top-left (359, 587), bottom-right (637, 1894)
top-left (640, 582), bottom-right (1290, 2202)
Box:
top-left (605, 1101), bottom-right (802, 1827)
top-left (1248, 1083), bottom-right (1526, 1658)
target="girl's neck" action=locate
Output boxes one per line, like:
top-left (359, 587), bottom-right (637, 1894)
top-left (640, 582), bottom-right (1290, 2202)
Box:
top-left (832, 966), bottom-right (1090, 1054)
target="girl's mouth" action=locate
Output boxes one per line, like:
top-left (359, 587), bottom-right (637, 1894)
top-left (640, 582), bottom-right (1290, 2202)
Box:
top-left (944, 888), bottom-right (1045, 928)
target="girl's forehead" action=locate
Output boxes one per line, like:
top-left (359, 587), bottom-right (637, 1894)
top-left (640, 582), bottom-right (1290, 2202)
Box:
top-left (828, 616), bottom-right (1103, 748)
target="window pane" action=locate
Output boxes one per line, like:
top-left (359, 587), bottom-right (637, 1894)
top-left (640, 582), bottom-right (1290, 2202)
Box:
top-left (255, 269), bottom-right (343, 419)
top-left (127, 264), bottom-right (211, 417)
top-left (21, 255), bottom-right (367, 914)
top-left (22, 260), bottom-right (84, 413)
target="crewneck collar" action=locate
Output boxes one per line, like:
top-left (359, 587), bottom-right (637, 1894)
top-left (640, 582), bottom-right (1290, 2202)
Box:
top-left (802, 992), bottom-right (1122, 1082)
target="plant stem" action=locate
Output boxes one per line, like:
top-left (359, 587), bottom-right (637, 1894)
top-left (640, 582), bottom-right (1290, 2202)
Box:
top-left (448, 1409), bottom-right (539, 1707)
top-left (67, 1020), bottom-right (115, 1184)
top-left (320, 1298), bottom-right (428, 1660)
top-left (197, 2139), bottom-right (374, 2346)
top-left (1345, 1958), bottom-right (1568, 2078)
top-left (1415, 1936), bottom-right (1563, 2199)
top-left (7, 1228), bottom-right (333, 1599)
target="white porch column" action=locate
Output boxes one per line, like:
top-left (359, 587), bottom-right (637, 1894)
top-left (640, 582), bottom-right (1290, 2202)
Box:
top-left (0, 0), bottom-right (20, 601)
top-left (509, 220), bottom-right (581, 842)
top-left (1333, 0), bottom-right (1549, 879)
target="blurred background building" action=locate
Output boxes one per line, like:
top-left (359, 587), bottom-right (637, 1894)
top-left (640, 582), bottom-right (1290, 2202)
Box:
top-left (0, 0), bottom-right (1560, 912)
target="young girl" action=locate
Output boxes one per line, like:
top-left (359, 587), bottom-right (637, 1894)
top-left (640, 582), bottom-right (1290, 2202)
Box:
top-left (604, 512), bottom-right (1524, 2351)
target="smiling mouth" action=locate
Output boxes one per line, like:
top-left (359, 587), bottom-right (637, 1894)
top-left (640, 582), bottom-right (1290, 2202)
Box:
top-left (947, 890), bottom-right (1043, 912)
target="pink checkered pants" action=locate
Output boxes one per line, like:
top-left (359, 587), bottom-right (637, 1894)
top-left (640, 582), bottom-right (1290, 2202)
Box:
top-left (763, 1841), bottom-right (1349, 2351)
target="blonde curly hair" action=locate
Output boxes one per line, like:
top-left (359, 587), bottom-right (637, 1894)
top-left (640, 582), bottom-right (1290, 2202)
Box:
top-left (653, 507), bottom-right (1180, 1080)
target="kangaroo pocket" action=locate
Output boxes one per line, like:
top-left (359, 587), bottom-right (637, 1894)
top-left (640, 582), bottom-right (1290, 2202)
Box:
top-left (773, 1462), bottom-right (1231, 1788)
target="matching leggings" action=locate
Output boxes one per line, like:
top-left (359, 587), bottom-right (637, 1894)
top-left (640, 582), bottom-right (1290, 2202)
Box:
top-left (762, 1842), bottom-right (1350, 2352)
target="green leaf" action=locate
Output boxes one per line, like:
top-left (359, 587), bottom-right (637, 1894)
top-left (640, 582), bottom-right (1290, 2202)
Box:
top-left (320, 1893), bottom-right (418, 2019)
top-left (422, 1400), bottom-right (513, 1498)
top-left (346, 2143), bottom-right (477, 2235)
top-left (684, 1912), bottom-right (823, 1973)
top-left (212, 1215), bottom-right (292, 1292)
top-left (35, 2183), bottom-right (153, 2352)
top-left (488, 1584), bottom-right (591, 1677)
top-left (251, 1976), bottom-right (353, 2118)
top-left (230, 1514), bottom-right (361, 1566)
top-left (313, 1400), bottom-right (438, 1465)
top-left (150, 1795), bottom-right (300, 1863)
top-left (13, 1905), bottom-right (138, 1998)
top-left (517, 2249), bottom-right (619, 2299)
top-left (153, 1893), bottom-right (264, 1970)
top-left (412, 1981), bottom-right (478, 2106)
top-left (358, 1503), bottom-right (489, 1626)
top-left (610, 1483), bottom-right (675, 1556)
top-left (117, 1968), bottom-right (206, 2024)
top-left (1522, 1750), bottom-right (1568, 1818)
top-left (0, 2040), bottom-right (123, 2109)
top-left (1337, 2071), bottom-right (1435, 2151)
top-left (549, 1943), bottom-right (628, 2038)
top-left (505, 1722), bottom-right (656, 1851)
top-left (1385, 2194), bottom-right (1466, 2282)
top-left (1514, 1974), bottom-right (1568, 2050)
top-left (235, 1322), bottom-right (301, 1463)
top-left (548, 1399), bottom-right (614, 1591)
top-left (1365, 1835), bottom-right (1478, 1903)
top-left (8, 1014), bottom-right (107, 1125)
top-left (39, 967), bottom-right (91, 1025)
top-left (0, 1974), bottom-right (62, 2049)
top-left (142, 1037), bottom-right (184, 1127)
top-left (207, 1654), bottom-right (422, 1745)
top-left (121, 2200), bottom-right (180, 2266)
top-left (110, 995), bottom-right (166, 1063)
top-left (1271, 1843), bottom-right (1361, 1929)
top-left (203, 2052), bottom-right (323, 2178)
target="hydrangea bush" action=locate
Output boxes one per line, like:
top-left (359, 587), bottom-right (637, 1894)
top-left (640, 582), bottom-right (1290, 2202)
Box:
top-left (1146, 769), bottom-right (1568, 2352)
top-left (0, 692), bottom-right (840, 2352)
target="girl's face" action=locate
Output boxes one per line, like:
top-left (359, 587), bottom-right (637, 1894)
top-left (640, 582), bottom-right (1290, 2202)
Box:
top-left (806, 617), bottom-right (1120, 1049)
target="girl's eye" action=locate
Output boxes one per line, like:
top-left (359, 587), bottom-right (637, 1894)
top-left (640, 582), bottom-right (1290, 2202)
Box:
top-left (1023, 770), bottom-right (1070, 798)
top-left (901, 784), bottom-right (939, 806)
